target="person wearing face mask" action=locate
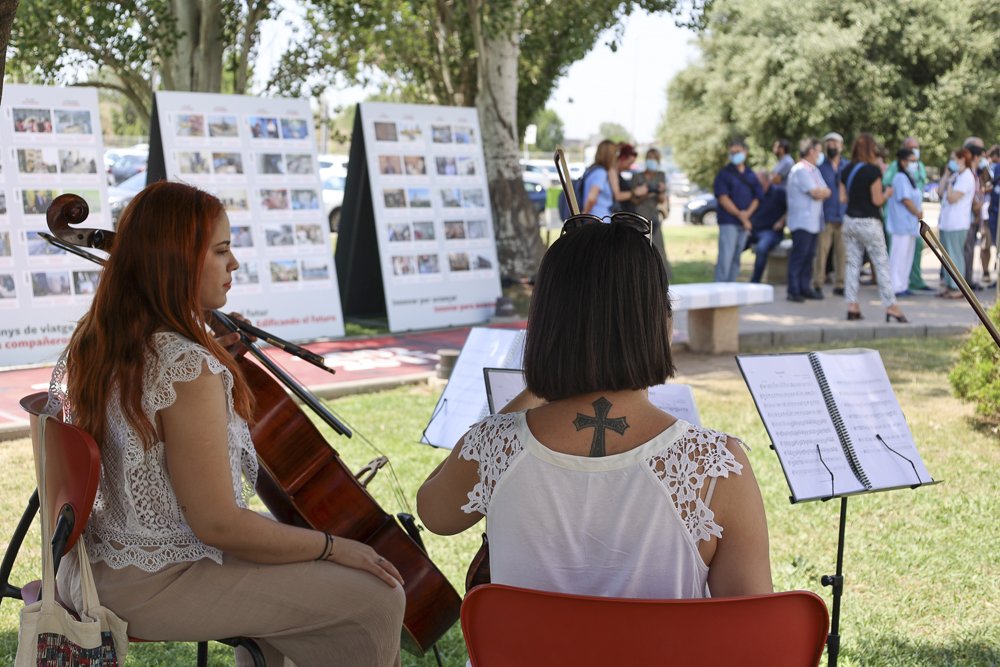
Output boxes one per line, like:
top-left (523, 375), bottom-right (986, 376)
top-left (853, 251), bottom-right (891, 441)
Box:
top-left (632, 147), bottom-right (671, 274)
top-left (785, 138), bottom-right (831, 302)
top-left (713, 138), bottom-right (764, 282)
top-left (961, 138), bottom-right (988, 288)
top-left (771, 138), bottom-right (793, 185)
top-left (814, 132), bottom-right (849, 296)
top-left (987, 145), bottom-right (1000, 287)
top-left (886, 148), bottom-right (923, 296)
top-left (882, 137), bottom-right (930, 291)
top-left (936, 147), bottom-right (977, 298)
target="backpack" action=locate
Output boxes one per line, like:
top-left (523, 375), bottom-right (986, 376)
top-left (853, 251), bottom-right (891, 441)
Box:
top-left (557, 165), bottom-right (599, 219)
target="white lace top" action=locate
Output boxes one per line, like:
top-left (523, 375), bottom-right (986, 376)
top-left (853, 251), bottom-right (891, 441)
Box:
top-left (460, 412), bottom-right (743, 599)
top-left (48, 331), bottom-right (259, 572)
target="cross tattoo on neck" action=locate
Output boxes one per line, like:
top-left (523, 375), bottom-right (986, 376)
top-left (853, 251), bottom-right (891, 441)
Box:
top-left (573, 396), bottom-right (629, 457)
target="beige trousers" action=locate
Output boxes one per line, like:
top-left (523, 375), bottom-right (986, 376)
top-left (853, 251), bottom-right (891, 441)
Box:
top-left (58, 552), bottom-right (406, 667)
top-left (812, 222), bottom-right (845, 290)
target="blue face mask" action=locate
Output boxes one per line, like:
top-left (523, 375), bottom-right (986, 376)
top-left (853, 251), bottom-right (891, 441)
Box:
top-left (980, 157), bottom-right (989, 170)
top-left (948, 159), bottom-right (960, 173)
top-left (730, 152), bottom-right (746, 166)
top-left (912, 148), bottom-right (920, 161)
top-left (815, 153), bottom-right (825, 167)
top-left (906, 163), bottom-right (918, 177)
top-left (646, 159), bottom-right (660, 172)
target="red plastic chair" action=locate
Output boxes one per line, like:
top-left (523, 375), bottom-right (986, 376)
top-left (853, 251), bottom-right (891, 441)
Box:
top-left (3, 392), bottom-right (265, 666)
top-left (461, 583), bottom-right (829, 667)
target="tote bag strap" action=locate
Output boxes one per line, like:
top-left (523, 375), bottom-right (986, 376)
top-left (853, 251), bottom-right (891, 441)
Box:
top-left (845, 162), bottom-right (863, 197)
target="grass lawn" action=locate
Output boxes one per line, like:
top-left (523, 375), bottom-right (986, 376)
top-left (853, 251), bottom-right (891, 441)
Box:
top-left (1, 335), bottom-right (997, 665)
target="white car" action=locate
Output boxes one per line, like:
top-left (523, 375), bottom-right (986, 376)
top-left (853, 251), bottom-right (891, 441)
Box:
top-left (322, 170), bottom-right (346, 232)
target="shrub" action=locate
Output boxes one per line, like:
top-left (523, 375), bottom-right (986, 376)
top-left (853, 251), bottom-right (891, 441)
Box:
top-left (949, 302), bottom-right (1000, 422)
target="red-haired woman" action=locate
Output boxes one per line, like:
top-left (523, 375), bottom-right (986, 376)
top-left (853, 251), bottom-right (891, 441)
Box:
top-left (839, 133), bottom-right (908, 322)
top-left (49, 182), bottom-right (404, 667)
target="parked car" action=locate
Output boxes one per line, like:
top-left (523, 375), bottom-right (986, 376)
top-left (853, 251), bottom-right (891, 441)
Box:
top-left (520, 159), bottom-right (560, 187)
top-left (323, 171), bottom-right (346, 232)
top-left (684, 193), bottom-right (717, 225)
top-left (108, 151), bottom-right (147, 185)
top-left (107, 171), bottom-right (147, 227)
top-left (522, 171), bottom-right (548, 215)
top-left (318, 153), bottom-right (349, 177)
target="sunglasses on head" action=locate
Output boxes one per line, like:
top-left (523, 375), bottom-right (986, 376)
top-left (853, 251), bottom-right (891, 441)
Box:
top-left (560, 212), bottom-right (653, 246)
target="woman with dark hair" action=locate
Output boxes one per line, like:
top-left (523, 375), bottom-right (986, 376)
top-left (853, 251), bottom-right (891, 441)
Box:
top-left (886, 148), bottom-right (923, 296)
top-left (49, 182), bottom-right (405, 666)
top-left (936, 147), bottom-right (977, 298)
top-left (839, 132), bottom-right (908, 322)
top-left (417, 221), bottom-right (771, 600)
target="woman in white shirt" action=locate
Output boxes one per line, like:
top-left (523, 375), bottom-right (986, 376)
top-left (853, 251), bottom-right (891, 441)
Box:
top-left (417, 220), bottom-right (772, 600)
top-left (937, 148), bottom-right (977, 298)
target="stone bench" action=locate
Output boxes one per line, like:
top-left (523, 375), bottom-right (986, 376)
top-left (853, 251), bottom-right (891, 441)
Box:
top-left (670, 283), bottom-right (775, 354)
top-left (750, 238), bottom-right (792, 285)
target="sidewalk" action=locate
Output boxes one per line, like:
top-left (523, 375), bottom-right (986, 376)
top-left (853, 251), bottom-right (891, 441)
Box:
top-left (0, 279), bottom-right (993, 440)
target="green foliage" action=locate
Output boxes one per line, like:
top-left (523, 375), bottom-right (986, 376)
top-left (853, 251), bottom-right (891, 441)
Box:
top-left (528, 107), bottom-right (564, 152)
top-left (663, 0), bottom-right (1000, 188)
top-left (949, 302), bottom-right (1000, 422)
top-left (597, 120), bottom-right (634, 144)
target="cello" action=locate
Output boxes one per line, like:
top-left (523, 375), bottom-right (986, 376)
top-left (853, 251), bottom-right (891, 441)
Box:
top-left (44, 194), bottom-right (462, 655)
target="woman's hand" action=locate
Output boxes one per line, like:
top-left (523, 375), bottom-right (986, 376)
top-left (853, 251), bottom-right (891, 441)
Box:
top-left (327, 537), bottom-right (404, 588)
top-left (209, 311), bottom-right (257, 356)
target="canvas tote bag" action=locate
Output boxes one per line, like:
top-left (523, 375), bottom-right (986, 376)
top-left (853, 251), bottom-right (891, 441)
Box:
top-left (15, 413), bottom-right (128, 666)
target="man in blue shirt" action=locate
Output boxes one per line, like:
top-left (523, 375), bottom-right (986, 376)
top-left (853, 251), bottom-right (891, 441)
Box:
top-left (988, 145), bottom-right (1000, 287)
top-left (713, 139), bottom-right (763, 282)
top-left (814, 132), bottom-right (849, 295)
top-left (749, 171), bottom-right (787, 283)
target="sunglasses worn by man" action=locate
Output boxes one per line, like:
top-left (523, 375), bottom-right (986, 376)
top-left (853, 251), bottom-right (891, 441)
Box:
top-left (561, 212), bottom-right (653, 246)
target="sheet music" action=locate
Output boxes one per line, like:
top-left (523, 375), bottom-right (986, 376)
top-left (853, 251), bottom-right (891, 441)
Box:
top-left (484, 368), bottom-right (527, 414)
top-left (737, 354), bottom-right (864, 500)
top-left (814, 349), bottom-right (933, 489)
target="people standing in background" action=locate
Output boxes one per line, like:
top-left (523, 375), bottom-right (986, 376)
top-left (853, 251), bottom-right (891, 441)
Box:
top-left (886, 148), bottom-right (923, 296)
top-left (840, 133), bottom-right (907, 323)
top-left (936, 147), bottom-right (977, 299)
top-left (632, 147), bottom-right (672, 276)
top-left (814, 132), bottom-right (849, 296)
top-left (748, 171), bottom-right (787, 284)
top-left (581, 140), bottom-right (646, 219)
top-left (882, 136), bottom-right (931, 292)
top-left (771, 139), bottom-right (794, 185)
top-left (713, 139), bottom-right (763, 282)
top-left (987, 145), bottom-right (1000, 287)
top-left (615, 143), bottom-right (639, 214)
top-left (785, 138), bottom-right (831, 302)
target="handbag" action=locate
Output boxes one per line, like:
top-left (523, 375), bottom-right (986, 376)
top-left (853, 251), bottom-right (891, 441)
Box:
top-left (15, 414), bottom-right (129, 666)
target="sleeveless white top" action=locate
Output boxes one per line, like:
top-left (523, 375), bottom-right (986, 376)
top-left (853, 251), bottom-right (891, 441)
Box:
top-left (49, 331), bottom-right (259, 572)
top-left (460, 411), bottom-right (743, 599)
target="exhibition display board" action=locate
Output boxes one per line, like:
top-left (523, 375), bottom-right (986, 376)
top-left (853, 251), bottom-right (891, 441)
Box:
top-left (0, 84), bottom-right (110, 366)
top-left (148, 91), bottom-right (345, 340)
top-left (337, 102), bottom-right (501, 332)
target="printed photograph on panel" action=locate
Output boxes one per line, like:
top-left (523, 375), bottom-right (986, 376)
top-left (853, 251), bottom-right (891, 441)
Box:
top-left (291, 189), bottom-right (320, 210)
top-left (234, 261), bottom-right (259, 285)
top-left (406, 188), bottom-right (431, 208)
top-left (17, 149), bottom-right (58, 174)
top-left (440, 188), bottom-right (461, 208)
top-left (177, 151), bottom-right (211, 174)
top-left (217, 189), bottom-right (249, 212)
top-left (258, 153), bottom-right (286, 175)
top-left (383, 189), bottom-right (406, 208)
top-left (22, 190), bottom-right (57, 215)
top-left (417, 254), bottom-right (440, 274)
top-left (462, 188), bottom-right (485, 208)
top-left (208, 115), bottom-right (240, 137)
top-left (260, 189), bottom-right (290, 210)
top-left (249, 116), bottom-right (280, 138)
top-left (270, 259), bottom-right (300, 283)
top-left (212, 152), bottom-right (244, 174)
top-left (456, 157), bottom-right (476, 176)
top-left (231, 225), bottom-right (254, 248)
top-left (403, 155), bottom-right (426, 175)
top-left (391, 255), bottom-right (416, 276)
top-left (13, 108), bottom-right (53, 133)
top-left (448, 252), bottom-right (470, 271)
top-left (31, 271), bottom-right (71, 297)
top-left (0, 274), bottom-right (14, 299)
top-left (0, 193), bottom-right (6, 216)
top-left (398, 122), bottom-right (422, 142)
top-left (453, 126), bottom-right (476, 144)
top-left (0, 231), bottom-right (10, 256)
top-left (435, 157), bottom-right (457, 176)
top-left (54, 110), bottom-right (94, 134)
top-left (264, 224), bottom-right (294, 246)
top-left (176, 114), bottom-right (206, 137)
top-left (472, 255), bottom-right (493, 270)
top-left (280, 118), bottom-right (309, 140)
top-left (378, 155), bottom-right (402, 175)
top-left (431, 125), bottom-right (453, 143)
top-left (467, 219), bottom-right (488, 239)
top-left (59, 149), bottom-right (99, 174)
top-left (72, 270), bottom-right (101, 295)
top-left (444, 220), bottom-right (466, 240)
top-left (26, 231), bottom-right (63, 256)
top-left (387, 223), bottom-right (411, 242)
top-left (294, 223), bottom-right (325, 245)
top-left (374, 122), bottom-right (398, 142)
top-left (285, 153), bottom-right (314, 174)
top-left (412, 221), bottom-right (435, 241)
top-left (300, 258), bottom-right (330, 280)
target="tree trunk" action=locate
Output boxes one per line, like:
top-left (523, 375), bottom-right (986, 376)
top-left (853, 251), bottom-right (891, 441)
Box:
top-left (164, 0), bottom-right (224, 92)
top-left (470, 0), bottom-right (545, 282)
top-left (0, 0), bottom-right (19, 106)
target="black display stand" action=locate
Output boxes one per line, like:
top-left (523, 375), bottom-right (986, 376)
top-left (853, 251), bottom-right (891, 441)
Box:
top-left (334, 107), bottom-right (386, 321)
top-left (146, 96), bottom-right (166, 185)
